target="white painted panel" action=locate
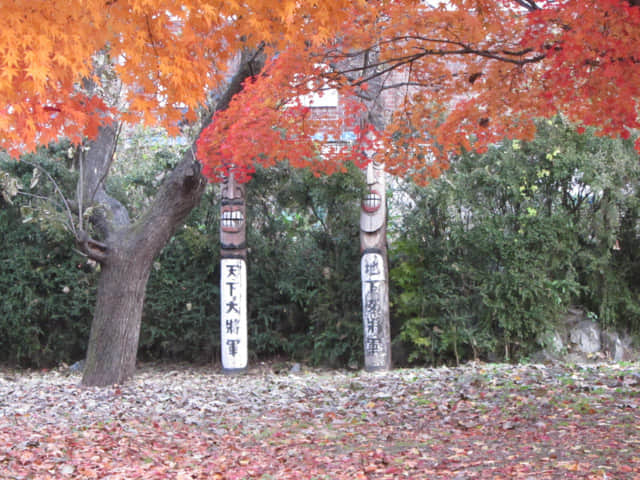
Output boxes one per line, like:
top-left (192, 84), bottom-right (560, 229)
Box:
top-left (220, 258), bottom-right (247, 370)
top-left (361, 253), bottom-right (387, 368)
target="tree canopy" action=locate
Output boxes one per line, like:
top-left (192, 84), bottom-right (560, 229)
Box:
top-left (198, 0), bottom-right (640, 184)
top-left (1, 0), bottom-right (638, 183)
top-left (1, 0), bottom-right (639, 386)
top-left (0, 0), bottom-right (355, 154)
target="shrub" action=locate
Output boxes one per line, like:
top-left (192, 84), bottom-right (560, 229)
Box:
top-left (0, 206), bottom-right (94, 367)
top-left (390, 119), bottom-right (639, 364)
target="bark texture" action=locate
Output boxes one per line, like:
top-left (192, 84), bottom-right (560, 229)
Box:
top-left (81, 50), bottom-right (264, 386)
top-left (82, 147), bottom-right (207, 386)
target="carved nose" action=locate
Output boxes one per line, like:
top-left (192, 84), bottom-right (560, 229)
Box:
top-left (226, 174), bottom-right (236, 195)
top-left (366, 162), bottom-right (375, 185)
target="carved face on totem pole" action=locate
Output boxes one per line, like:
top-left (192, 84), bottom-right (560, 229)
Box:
top-left (220, 173), bottom-right (246, 252)
top-left (360, 161), bottom-right (386, 251)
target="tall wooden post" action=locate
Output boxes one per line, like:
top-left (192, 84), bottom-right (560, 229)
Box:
top-left (220, 173), bottom-right (248, 373)
top-left (360, 161), bottom-right (391, 371)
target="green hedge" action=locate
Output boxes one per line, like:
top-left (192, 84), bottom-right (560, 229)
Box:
top-left (0, 206), bottom-right (94, 367)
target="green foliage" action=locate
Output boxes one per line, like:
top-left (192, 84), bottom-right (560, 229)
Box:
top-left (244, 163), bottom-right (363, 366)
top-left (139, 197), bottom-right (221, 362)
top-left (107, 126), bottom-right (187, 217)
top-left (137, 160), bottom-right (364, 368)
top-left (391, 118), bottom-right (640, 365)
top-left (1, 130), bottom-right (366, 368)
top-left (1, 143), bottom-right (79, 243)
top-left (0, 145), bottom-right (94, 367)
top-left (0, 205), bottom-right (94, 367)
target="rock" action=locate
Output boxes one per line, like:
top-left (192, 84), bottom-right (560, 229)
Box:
top-left (569, 320), bottom-right (601, 354)
top-left (601, 331), bottom-right (629, 362)
top-left (68, 360), bottom-right (86, 373)
top-left (564, 306), bottom-right (587, 326)
top-left (547, 331), bottom-right (564, 354)
top-left (564, 353), bottom-right (587, 365)
top-left (532, 306), bottom-right (638, 364)
top-left (532, 331), bottom-right (565, 363)
top-left (289, 363), bottom-right (301, 374)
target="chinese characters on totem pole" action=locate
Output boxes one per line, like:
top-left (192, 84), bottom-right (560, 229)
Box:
top-left (220, 173), bottom-right (248, 373)
top-left (360, 161), bottom-right (391, 371)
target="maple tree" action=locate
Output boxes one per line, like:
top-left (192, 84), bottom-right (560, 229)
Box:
top-left (0, 0), bottom-right (362, 386)
top-left (1, 0), bottom-right (639, 386)
top-left (198, 0), bottom-right (640, 185)
top-left (0, 0), bottom-right (357, 154)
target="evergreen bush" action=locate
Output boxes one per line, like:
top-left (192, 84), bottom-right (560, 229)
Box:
top-left (390, 119), bottom-right (640, 365)
top-left (0, 206), bottom-right (94, 366)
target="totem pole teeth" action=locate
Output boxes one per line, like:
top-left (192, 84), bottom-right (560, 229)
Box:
top-left (362, 190), bottom-right (382, 213)
top-left (221, 209), bottom-right (244, 231)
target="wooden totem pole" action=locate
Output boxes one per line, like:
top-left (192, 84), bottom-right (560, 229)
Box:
top-left (220, 173), bottom-right (248, 373)
top-left (360, 161), bottom-right (391, 371)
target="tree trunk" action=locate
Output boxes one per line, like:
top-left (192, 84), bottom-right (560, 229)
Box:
top-left (82, 151), bottom-right (206, 386)
top-left (83, 236), bottom-right (152, 385)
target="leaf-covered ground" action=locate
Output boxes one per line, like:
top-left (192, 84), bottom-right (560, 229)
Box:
top-left (1, 362), bottom-right (639, 479)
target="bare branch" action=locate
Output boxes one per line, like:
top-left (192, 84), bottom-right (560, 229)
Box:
top-left (22, 159), bottom-right (77, 237)
top-left (17, 191), bottom-right (67, 211)
top-left (318, 35), bottom-right (546, 94)
top-left (318, 36), bottom-right (545, 89)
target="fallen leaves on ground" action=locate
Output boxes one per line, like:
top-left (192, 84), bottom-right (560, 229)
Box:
top-left (1, 362), bottom-right (639, 479)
